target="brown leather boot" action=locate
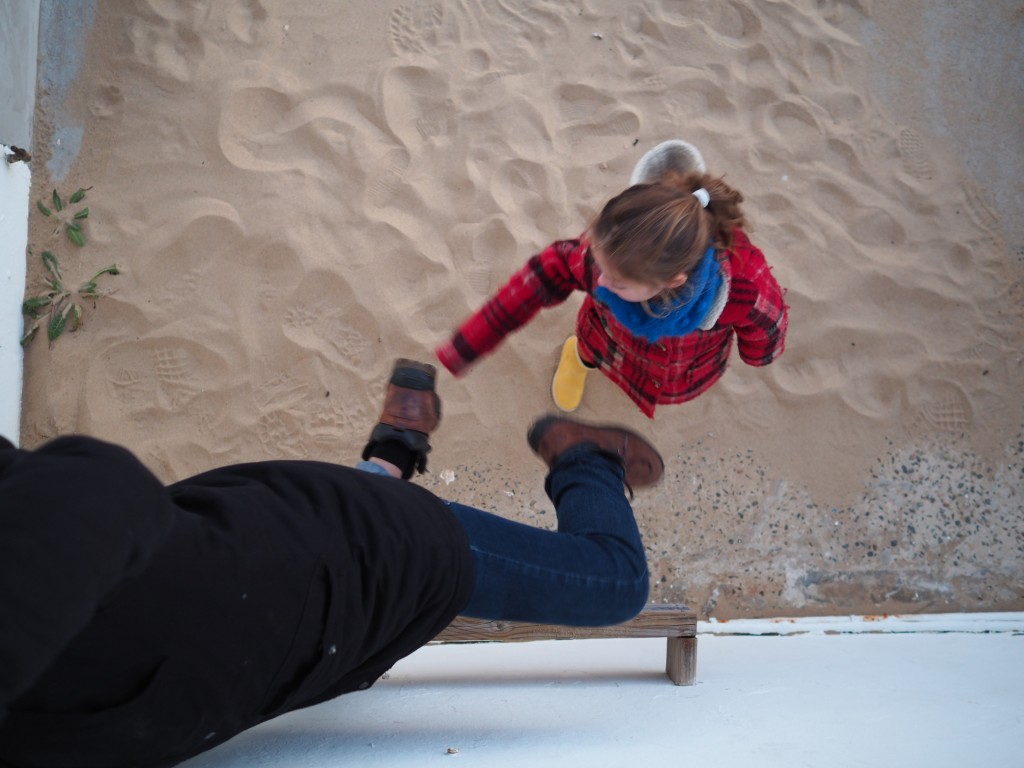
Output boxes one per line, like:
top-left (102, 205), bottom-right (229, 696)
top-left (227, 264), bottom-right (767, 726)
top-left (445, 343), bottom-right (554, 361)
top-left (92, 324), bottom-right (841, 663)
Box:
top-left (361, 359), bottom-right (441, 478)
top-left (378, 359), bottom-right (441, 433)
top-left (527, 414), bottom-right (664, 489)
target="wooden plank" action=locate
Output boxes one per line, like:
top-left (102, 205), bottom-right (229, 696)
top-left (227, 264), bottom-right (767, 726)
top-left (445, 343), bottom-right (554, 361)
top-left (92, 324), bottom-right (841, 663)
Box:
top-left (432, 605), bottom-right (698, 685)
top-left (666, 635), bottom-right (697, 685)
top-left (434, 604), bottom-right (696, 644)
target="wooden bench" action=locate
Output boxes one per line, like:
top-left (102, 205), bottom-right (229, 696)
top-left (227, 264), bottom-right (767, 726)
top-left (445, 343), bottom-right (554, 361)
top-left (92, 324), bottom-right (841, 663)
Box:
top-left (434, 604), bottom-right (697, 685)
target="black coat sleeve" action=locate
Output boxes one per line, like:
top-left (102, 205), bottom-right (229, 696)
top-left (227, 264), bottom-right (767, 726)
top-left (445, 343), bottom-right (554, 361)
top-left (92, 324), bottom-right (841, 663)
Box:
top-left (0, 435), bottom-right (174, 721)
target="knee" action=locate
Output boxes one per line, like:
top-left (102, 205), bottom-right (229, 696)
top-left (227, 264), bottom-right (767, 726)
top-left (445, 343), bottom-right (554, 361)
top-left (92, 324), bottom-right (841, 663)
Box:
top-left (622, 576), bottom-right (651, 623)
top-left (593, 572), bottom-right (649, 627)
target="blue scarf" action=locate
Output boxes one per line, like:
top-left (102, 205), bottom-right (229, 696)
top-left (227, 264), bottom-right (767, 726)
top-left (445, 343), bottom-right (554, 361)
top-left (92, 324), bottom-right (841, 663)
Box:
top-left (594, 247), bottom-right (722, 342)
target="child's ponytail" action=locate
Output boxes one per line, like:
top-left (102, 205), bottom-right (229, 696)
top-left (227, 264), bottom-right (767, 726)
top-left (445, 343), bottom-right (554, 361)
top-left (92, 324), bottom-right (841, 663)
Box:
top-left (658, 170), bottom-right (747, 250)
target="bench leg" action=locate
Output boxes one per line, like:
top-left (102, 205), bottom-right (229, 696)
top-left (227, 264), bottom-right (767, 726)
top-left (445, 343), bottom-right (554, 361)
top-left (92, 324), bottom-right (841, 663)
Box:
top-left (666, 636), bottom-right (696, 685)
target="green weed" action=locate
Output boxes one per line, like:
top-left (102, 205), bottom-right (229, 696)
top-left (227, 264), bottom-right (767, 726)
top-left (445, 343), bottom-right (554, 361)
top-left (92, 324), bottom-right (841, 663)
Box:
top-left (21, 186), bottom-right (120, 347)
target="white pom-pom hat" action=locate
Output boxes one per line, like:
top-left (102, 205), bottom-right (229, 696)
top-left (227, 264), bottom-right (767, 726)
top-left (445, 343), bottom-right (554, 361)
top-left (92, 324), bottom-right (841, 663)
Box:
top-left (629, 139), bottom-right (707, 186)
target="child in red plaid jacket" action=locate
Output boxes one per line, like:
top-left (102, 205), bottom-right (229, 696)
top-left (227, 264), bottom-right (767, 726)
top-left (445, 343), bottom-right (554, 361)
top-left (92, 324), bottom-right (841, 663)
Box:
top-left (436, 140), bottom-right (788, 418)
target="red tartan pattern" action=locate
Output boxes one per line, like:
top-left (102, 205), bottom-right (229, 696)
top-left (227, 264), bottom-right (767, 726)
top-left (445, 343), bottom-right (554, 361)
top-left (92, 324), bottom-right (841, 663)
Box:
top-left (436, 228), bottom-right (788, 418)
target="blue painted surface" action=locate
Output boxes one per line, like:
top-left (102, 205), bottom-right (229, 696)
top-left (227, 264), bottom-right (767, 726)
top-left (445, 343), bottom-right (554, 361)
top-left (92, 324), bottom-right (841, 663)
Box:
top-left (37, 0), bottom-right (97, 180)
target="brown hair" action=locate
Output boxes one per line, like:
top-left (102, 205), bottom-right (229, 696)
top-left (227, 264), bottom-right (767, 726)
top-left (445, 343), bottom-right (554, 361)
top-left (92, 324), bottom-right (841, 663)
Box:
top-left (589, 171), bottom-right (746, 306)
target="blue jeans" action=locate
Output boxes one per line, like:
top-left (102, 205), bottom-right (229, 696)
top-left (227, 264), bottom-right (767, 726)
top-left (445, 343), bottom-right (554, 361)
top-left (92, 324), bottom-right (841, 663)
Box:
top-left (358, 446), bottom-right (649, 626)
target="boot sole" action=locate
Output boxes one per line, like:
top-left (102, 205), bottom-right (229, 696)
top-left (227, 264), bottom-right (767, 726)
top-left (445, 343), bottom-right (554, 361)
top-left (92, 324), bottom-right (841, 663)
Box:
top-left (390, 358), bottom-right (437, 391)
top-left (527, 414), bottom-right (665, 487)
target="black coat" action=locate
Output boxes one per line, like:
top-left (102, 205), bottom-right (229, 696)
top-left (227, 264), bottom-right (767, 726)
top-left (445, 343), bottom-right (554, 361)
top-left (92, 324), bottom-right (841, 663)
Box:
top-left (0, 435), bottom-right (474, 768)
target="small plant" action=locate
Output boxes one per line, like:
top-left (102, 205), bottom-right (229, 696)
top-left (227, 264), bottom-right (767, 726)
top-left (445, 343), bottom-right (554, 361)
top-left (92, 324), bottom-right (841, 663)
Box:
top-left (21, 186), bottom-right (121, 347)
top-left (35, 186), bottom-right (91, 247)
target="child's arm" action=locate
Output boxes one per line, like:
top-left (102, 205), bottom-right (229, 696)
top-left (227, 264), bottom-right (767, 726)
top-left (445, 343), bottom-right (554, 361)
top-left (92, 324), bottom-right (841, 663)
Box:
top-left (437, 240), bottom-right (586, 376)
top-left (734, 270), bottom-right (788, 366)
top-left (719, 236), bottom-right (788, 366)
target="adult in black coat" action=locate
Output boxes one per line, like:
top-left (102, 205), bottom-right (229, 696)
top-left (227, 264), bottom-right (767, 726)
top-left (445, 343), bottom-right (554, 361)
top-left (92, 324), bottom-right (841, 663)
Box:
top-left (0, 360), bottom-right (662, 768)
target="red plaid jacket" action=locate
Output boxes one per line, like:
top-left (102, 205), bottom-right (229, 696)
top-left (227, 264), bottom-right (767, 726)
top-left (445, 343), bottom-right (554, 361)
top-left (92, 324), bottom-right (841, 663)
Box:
top-left (436, 228), bottom-right (788, 417)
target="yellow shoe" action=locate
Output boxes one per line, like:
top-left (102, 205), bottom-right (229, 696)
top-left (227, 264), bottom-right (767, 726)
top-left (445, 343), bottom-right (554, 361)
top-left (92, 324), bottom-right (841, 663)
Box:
top-left (551, 336), bottom-right (589, 412)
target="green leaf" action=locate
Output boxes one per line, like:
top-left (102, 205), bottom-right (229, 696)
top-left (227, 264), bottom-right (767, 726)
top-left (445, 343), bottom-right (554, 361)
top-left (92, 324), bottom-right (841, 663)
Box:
top-left (52, 189), bottom-right (63, 212)
top-left (79, 280), bottom-right (97, 296)
top-left (48, 305), bottom-right (71, 342)
top-left (72, 303), bottom-right (83, 329)
top-left (22, 296), bottom-right (53, 316)
top-left (41, 251), bottom-right (61, 280)
top-left (90, 264), bottom-right (121, 279)
top-left (69, 186), bottom-right (91, 203)
top-left (36, 200), bottom-right (52, 216)
top-left (20, 321), bottom-right (40, 346)
top-left (66, 223), bottom-right (85, 247)
top-left (73, 207), bottom-right (90, 220)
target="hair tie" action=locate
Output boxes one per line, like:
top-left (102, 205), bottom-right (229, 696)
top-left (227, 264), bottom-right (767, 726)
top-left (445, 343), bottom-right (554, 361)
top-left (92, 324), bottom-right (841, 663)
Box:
top-left (692, 188), bottom-right (710, 208)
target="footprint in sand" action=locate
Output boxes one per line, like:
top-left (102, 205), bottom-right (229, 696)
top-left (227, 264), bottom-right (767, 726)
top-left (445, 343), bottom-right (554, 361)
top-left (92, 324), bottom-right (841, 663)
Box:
top-left (807, 40), bottom-right (842, 83)
top-left (282, 271), bottom-right (380, 369)
top-left (284, 305), bottom-right (317, 331)
top-left (848, 205), bottom-right (907, 247)
top-left (416, 100), bottom-right (454, 140)
top-left (142, 0), bottom-right (191, 21)
top-left (156, 267), bottom-right (203, 306)
top-left (666, 77), bottom-right (734, 122)
top-left (820, 136), bottom-right (862, 179)
top-left (624, 5), bottom-right (674, 46)
top-left (226, 0), bottom-right (268, 44)
top-left (810, 177), bottom-right (858, 219)
top-left (253, 371), bottom-right (312, 410)
top-left (491, 158), bottom-right (566, 235)
top-left (307, 401), bottom-right (370, 456)
top-left (218, 86), bottom-right (295, 173)
top-left (219, 83), bottom-right (382, 177)
top-left (897, 127), bottom-right (935, 180)
top-left (447, 217), bottom-right (520, 297)
top-left (154, 346), bottom-right (200, 403)
top-left (256, 279), bottom-right (282, 308)
top-left (380, 66), bottom-right (452, 146)
top-left (107, 366), bottom-right (156, 407)
top-left (366, 147), bottom-right (411, 208)
top-left (962, 182), bottom-right (1005, 248)
top-left (638, 73), bottom-right (668, 91)
top-left (469, 220), bottom-right (518, 296)
top-left (89, 83), bottom-right (124, 118)
top-left (387, 2), bottom-right (445, 56)
top-left (765, 100), bottom-right (821, 148)
top-left (904, 386), bottom-right (973, 437)
top-left (742, 42), bottom-right (774, 79)
top-left (555, 85), bottom-right (641, 157)
top-left (127, 13), bottom-right (204, 84)
top-left (474, 0), bottom-right (565, 47)
top-left (557, 84), bottom-right (615, 124)
top-left (135, 210), bottom-right (248, 312)
top-left (90, 338), bottom-right (230, 428)
top-left (256, 410), bottom-right (308, 459)
top-left (704, 0), bottom-right (763, 40)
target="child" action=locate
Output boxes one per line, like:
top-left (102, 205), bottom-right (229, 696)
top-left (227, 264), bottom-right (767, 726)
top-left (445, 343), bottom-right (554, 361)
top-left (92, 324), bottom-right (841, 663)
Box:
top-left (435, 140), bottom-right (788, 418)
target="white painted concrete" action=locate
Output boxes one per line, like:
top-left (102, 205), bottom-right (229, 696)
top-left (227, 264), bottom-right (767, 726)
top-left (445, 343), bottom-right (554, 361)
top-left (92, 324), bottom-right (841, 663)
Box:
top-left (181, 614), bottom-right (1024, 768)
top-left (1, 148), bottom-right (30, 445)
top-left (0, 0), bottom-right (40, 445)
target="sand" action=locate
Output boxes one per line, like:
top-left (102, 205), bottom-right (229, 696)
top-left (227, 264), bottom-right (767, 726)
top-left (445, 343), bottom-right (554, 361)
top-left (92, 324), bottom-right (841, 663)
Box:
top-left (21, 0), bottom-right (1024, 619)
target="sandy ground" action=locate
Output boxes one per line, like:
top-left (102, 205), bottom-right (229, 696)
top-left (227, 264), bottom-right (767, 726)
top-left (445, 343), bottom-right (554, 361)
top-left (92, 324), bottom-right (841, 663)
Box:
top-left (19, 0), bottom-right (1024, 619)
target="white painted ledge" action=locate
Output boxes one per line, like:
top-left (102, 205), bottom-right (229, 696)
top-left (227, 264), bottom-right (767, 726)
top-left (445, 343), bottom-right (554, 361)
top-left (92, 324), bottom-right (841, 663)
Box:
top-left (0, 146), bottom-right (28, 445)
top-left (700, 611), bottom-right (1024, 635)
